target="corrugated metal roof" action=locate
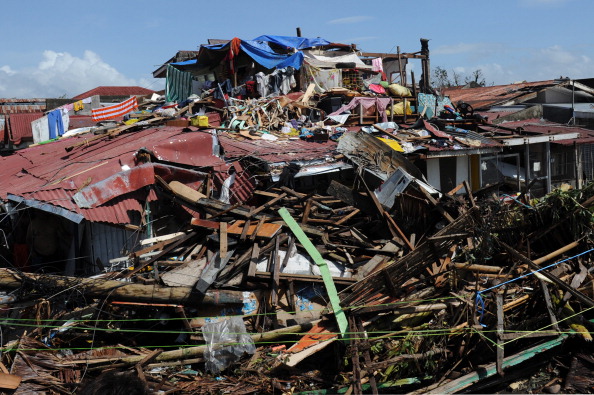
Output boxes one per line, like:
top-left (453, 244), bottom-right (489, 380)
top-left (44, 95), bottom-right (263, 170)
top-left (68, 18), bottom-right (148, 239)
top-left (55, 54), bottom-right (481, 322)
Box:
top-left (219, 133), bottom-right (338, 163)
top-left (5, 113), bottom-right (44, 144)
top-left (0, 99), bottom-right (46, 114)
top-left (443, 80), bottom-right (556, 110)
top-left (0, 126), bottom-right (225, 225)
top-left (478, 118), bottom-right (594, 145)
top-left (72, 86), bottom-right (156, 100)
top-left (212, 162), bottom-right (257, 205)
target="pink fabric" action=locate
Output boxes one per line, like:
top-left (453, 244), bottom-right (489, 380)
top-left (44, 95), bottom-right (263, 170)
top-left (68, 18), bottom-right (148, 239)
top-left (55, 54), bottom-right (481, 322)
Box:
top-left (372, 58), bottom-right (383, 72)
top-left (329, 97), bottom-right (393, 122)
top-left (369, 84), bottom-right (386, 94)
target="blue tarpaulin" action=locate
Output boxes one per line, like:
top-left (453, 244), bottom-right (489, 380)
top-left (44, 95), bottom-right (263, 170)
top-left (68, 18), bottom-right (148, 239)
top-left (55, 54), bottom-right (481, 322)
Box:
top-left (172, 38), bottom-right (306, 70)
top-left (252, 35), bottom-right (330, 50)
top-left (239, 40), bottom-right (303, 70)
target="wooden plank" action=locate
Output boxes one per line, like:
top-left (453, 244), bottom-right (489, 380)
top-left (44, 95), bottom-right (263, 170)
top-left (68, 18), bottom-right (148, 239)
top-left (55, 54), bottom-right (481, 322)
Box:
top-left (302, 199), bottom-right (312, 224)
top-left (121, 232), bottom-right (197, 278)
top-left (271, 236), bottom-right (281, 308)
top-left (254, 271), bottom-right (357, 285)
top-left (335, 208), bottom-right (360, 225)
top-left (447, 182), bottom-right (465, 196)
top-left (239, 219), bottom-right (251, 241)
top-left (140, 232), bottom-right (185, 245)
top-left (247, 243), bottom-right (261, 278)
top-left (463, 180), bottom-right (477, 208)
top-left (227, 220), bottom-right (281, 239)
top-left (190, 217), bottom-right (220, 230)
top-left (219, 222), bottom-right (228, 259)
top-left (169, 180), bottom-right (206, 203)
top-left (301, 83), bottom-right (316, 104)
top-left (250, 218), bottom-right (266, 241)
top-left (0, 372), bottom-right (21, 390)
top-left (248, 192), bottom-right (287, 218)
top-left (496, 292), bottom-right (504, 377)
top-left (161, 258), bottom-right (207, 287)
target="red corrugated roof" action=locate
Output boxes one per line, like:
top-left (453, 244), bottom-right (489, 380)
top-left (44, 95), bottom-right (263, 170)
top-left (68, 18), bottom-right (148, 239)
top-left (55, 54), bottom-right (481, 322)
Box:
top-left (443, 80), bottom-right (556, 110)
top-left (4, 113), bottom-right (44, 144)
top-left (72, 86), bottom-right (156, 100)
top-left (0, 98), bottom-right (46, 114)
top-left (0, 126), bottom-right (225, 225)
top-left (219, 133), bottom-right (338, 163)
top-left (479, 119), bottom-right (591, 145)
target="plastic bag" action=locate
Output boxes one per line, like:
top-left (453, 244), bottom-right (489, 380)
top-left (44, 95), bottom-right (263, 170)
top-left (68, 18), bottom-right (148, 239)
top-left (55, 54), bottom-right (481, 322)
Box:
top-left (388, 83), bottom-right (412, 97)
top-left (202, 316), bottom-right (255, 373)
top-left (386, 101), bottom-right (412, 116)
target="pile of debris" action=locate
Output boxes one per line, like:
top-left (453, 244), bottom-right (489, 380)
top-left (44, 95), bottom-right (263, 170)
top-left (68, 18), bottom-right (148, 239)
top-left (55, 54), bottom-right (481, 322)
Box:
top-left (0, 36), bottom-right (593, 394)
top-left (0, 161), bottom-right (593, 393)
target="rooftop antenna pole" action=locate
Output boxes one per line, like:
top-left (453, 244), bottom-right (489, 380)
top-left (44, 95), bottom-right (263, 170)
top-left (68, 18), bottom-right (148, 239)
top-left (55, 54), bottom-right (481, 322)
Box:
top-left (296, 27), bottom-right (302, 37)
top-left (571, 78), bottom-right (575, 125)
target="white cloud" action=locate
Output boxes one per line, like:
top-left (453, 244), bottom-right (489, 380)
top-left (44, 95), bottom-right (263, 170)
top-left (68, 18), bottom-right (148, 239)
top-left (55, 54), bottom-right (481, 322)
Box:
top-left (528, 45), bottom-right (592, 80)
top-left (0, 50), bottom-right (144, 98)
top-left (328, 16), bottom-right (373, 25)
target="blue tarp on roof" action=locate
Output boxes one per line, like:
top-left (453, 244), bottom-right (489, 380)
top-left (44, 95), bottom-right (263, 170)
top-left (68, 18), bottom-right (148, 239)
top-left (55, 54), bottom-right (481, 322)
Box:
top-left (239, 40), bottom-right (303, 70)
top-left (252, 35), bottom-right (330, 50)
top-left (172, 38), bottom-right (305, 70)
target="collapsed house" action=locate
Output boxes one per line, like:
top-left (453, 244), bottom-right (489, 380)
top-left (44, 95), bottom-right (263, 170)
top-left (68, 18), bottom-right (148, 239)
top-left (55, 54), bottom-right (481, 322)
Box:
top-left (0, 35), bottom-right (592, 394)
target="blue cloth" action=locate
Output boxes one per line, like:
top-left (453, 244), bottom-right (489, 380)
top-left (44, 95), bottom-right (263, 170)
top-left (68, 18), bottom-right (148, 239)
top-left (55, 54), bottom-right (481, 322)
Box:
top-left (239, 41), bottom-right (303, 70)
top-left (47, 110), bottom-right (64, 139)
top-left (172, 40), bottom-right (305, 70)
top-left (252, 35), bottom-right (330, 49)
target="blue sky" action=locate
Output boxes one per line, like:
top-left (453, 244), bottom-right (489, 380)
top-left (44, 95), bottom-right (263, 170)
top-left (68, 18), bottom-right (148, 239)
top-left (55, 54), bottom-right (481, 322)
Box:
top-left (1, 0), bottom-right (592, 98)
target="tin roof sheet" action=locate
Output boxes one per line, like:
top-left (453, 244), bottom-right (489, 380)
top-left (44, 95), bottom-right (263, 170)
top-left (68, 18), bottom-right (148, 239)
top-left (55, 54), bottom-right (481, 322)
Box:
top-left (443, 80), bottom-right (556, 110)
top-left (0, 126), bottom-right (225, 225)
top-left (218, 133), bottom-right (338, 163)
top-left (72, 86), bottom-right (156, 100)
top-left (4, 112), bottom-right (44, 144)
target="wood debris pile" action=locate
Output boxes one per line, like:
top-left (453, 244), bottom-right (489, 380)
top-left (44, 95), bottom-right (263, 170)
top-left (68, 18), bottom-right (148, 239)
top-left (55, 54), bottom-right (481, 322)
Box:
top-left (1, 165), bottom-right (594, 394)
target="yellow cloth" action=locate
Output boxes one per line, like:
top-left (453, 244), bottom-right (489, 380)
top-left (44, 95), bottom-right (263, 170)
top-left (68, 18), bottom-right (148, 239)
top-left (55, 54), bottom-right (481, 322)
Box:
top-left (377, 137), bottom-right (403, 152)
top-left (73, 100), bottom-right (84, 112)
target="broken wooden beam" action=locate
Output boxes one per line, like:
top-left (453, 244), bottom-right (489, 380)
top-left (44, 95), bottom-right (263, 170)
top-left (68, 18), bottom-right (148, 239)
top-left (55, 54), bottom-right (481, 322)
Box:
top-left (0, 269), bottom-right (255, 306)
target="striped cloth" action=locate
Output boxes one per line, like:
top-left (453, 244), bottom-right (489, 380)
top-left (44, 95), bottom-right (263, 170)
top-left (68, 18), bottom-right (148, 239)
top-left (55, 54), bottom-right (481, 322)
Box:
top-left (92, 96), bottom-right (138, 121)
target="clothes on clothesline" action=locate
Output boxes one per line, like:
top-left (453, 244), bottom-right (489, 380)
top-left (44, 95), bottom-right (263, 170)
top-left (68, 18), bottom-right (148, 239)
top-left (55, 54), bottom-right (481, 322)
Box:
top-left (329, 97), bottom-right (393, 122)
top-left (47, 109), bottom-right (65, 139)
top-left (255, 67), bottom-right (296, 97)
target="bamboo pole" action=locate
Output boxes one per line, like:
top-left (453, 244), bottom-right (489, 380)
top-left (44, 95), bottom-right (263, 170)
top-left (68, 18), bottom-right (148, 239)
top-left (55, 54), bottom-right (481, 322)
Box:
top-left (61, 320), bottom-right (321, 367)
top-left (0, 269), bottom-right (256, 305)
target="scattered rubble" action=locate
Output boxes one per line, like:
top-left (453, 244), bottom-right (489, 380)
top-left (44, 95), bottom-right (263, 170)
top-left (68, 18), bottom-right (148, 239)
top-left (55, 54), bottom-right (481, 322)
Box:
top-left (0, 35), bottom-right (593, 394)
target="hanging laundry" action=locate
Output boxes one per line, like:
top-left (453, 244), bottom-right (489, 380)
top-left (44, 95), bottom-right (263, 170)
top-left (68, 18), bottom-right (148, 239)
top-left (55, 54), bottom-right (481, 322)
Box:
top-left (47, 109), bottom-right (64, 139)
top-left (371, 58), bottom-right (383, 72)
top-left (92, 96), bottom-right (138, 121)
top-left (255, 72), bottom-right (270, 97)
top-left (301, 64), bottom-right (342, 93)
top-left (73, 100), bottom-right (84, 112)
top-left (166, 64), bottom-right (193, 102)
